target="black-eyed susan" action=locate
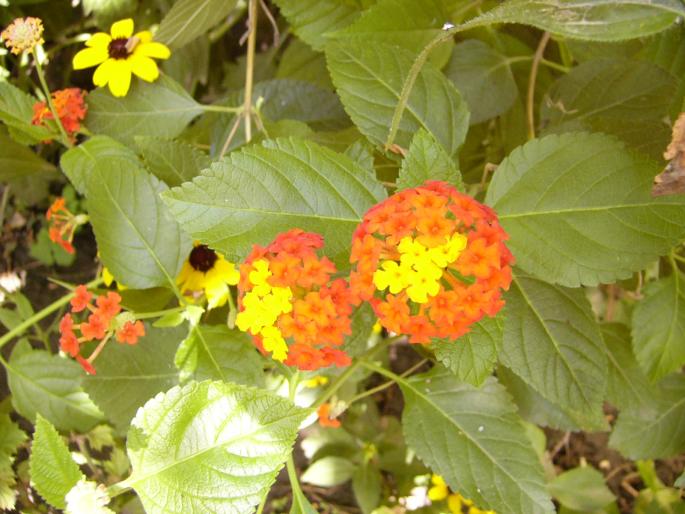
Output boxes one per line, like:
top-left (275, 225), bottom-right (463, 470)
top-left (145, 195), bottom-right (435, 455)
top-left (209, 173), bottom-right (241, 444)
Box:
top-left (72, 18), bottom-right (170, 97)
top-left (177, 244), bottom-right (240, 310)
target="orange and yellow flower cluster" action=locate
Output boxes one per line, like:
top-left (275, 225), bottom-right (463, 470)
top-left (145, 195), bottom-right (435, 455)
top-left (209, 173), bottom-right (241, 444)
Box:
top-left (59, 285), bottom-right (144, 374)
top-left (32, 88), bottom-right (87, 141)
top-left (46, 197), bottom-right (86, 254)
top-left (236, 229), bottom-right (353, 370)
top-left (350, 181), bottom-right (513, 344)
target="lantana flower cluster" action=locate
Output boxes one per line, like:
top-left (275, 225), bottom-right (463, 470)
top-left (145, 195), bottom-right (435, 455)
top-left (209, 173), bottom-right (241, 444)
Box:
top-left (59, 285), bottom-right (144, 374)
top-left (236, 229), bottom-right (353, 371)
top-left (32, 88), bottom-right (87, 141)
top-left (350, 181), bottom-right (513, 343)
top-left (1, 17), bottom-right (44, 54)
top-left (45, 198), bottom-right (87, 254)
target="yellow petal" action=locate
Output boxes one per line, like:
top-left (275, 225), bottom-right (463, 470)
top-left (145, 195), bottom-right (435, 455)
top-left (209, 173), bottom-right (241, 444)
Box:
top-left (107, 59), bottom-right (132, 97)
top-left (135, 41), bottom-right (171, 59)
top-left (110, 18), bottom-right (134, 39)
top-left (92, 59), bottom-right (114, 86)
top-left (133, 30), bottom-right (152, 43)
top-left (130, 54), bottom-right (159, 82)
top-left (86, 32), bottom-right (111, 48)
top-left (72, 47), bottom-right (109, 69)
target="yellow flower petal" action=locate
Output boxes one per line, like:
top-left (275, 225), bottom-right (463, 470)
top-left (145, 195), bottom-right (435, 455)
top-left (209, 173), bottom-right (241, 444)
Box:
top-left (110, 18), bottom-right (134, 39)
top-left (72, 46), bottom-right (109, 69)
top-left (86, 32), bottom-right (111, 48)
top-left (107, 59), bottom-right (132, 97)
top-left (428, 484), bottom-right (448, 501)
top-left (130, 54), bottom-right (159, 82)
top-left (133, 30), bottom-right (152, 43)
top-left (135, 41), bottom-right (170, 59)
top-left (92, 59), bottom-right (114, 87)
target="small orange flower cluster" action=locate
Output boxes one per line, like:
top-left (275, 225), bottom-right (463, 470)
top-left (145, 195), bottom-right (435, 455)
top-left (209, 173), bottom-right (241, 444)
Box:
top-left (59, 285), bottom-right (144, 374)
top-left (350, 181), bottom-right (513, 344)
top-left (236, 229), bottom-right (353, 371)
top-left (317, 403), bottom-right (341, 428)
top-left (46, 198), bottom-right (85, 254)
top-left (32, 88), bottom-right (87, 141)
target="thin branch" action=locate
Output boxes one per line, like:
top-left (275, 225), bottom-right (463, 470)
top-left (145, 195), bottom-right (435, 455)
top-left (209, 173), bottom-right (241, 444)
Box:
top-left (526, 32), bottom-right (551, 140)
top-left (243, 0), bottom-right (259, 144)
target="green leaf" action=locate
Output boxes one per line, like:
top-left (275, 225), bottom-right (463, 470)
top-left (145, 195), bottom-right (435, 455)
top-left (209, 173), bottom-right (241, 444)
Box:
top-left (334, 0), bottom-right (452, 65)
top-left (445, 39), bottom-right (518, 124)
top-left (486, 132), bottom-right (685, 287)
top-left (0, 413), bottom-right (26, 510)
top-left (632, 272), bottom-right (685, 382)
top-left (675, 472), bottom-right (685, 488)
top-left (500, 274), bottom-right (607, 427)
top-left (85, 75), bottom-right (203, 146)
top-left (0, 82), bottom-right (52, 144)
top-left (84, 157), bottom-right (192, 289)
top-left (175, 325), bottom-right (265, 386)
top-left (602, 323), bottom-right (657, 410)
top-left (126, 380), bottom-right (309, 514)
top-left (352, 462), bottom-right (382, 514)
top-left (0, 134), bottom-right (57, 182)
top-left (460, 0), bottom-right (685, 41)
top-left (82, 0), bottom-right (136, 25)
top-left (277, 38), bottom-right (333, 90)
top-left (135, 137), bottom-right (210, 187)
top-left (541, 59), bottom-right (676, 159)
top-left (273, 0), bottom-right (362, 50)
top-left (163, 137), bottom-right (386, 267)
top-left (290, 489), bottom-right (319, 514)
top-left (326, 39), bottom-right (469, 155)
top-left (397, 129), bottom-right (462, 190)
top-left (301, 456), bottom-right (356, 487)
top-left (498, 365), bottom-right (608, 432)
top-left (343, 303), bottom-right (377, 357)
top-left (6, 349), bottom-right (103, 432)
top-left (60, 135), bottom-right (141, 195)
top-left (29, 415), bottom-right (84, 509)
top-left (29, 228), bottom-right (76, 267)
top-left (163, 35), bottom-right (210, 93)
top-left (610, 373), bottom-right (685, 459)
top-left (156, 0), bottom-right (238, 49)
top-left (82, 325), bottom-right (183, 433)
top-left (433, 315), bottom-right (502, 387)
top-left (548, 467), bottom-right (615, 512)
top-left (399, 369), bottom-right (554, 514)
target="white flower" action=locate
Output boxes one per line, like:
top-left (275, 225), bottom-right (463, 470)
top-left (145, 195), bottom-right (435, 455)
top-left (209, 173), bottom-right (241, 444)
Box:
top-left (64, 480), bottom-right (114, 514)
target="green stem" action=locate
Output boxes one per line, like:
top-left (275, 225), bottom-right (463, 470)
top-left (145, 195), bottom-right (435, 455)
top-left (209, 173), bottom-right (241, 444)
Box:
top-left (201, 104), bottom-right (244, 114)
top-left (0, 277), bottom-right (103, 350)
top-left (358, 359), bottom-right (402, 382)
top-left (286, 454), bottom-right (307, 509)
top-left (243, 0), bottom-right (259, 143)
top-left (255, 493), bottom-right (269, 514)
top-left (385, 30), bottom-right (453, 151)
top-left (312, 336), bottom-right (399, 409)
top-left (133, 306), bottom-right (186, 320)
top-left (347, 358), bottom-right (428, 405)
top-left (32, 49), bottom-right (72, 147)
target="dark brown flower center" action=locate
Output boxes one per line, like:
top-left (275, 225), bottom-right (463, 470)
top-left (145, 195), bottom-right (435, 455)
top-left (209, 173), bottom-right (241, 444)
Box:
top-left (189, 245), bottom-right (218, 272)
top-left (108, 38), bottom-right (130, 59)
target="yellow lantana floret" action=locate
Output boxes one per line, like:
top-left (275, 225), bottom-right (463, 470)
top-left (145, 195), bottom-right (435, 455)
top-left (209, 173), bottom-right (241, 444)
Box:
top-left (260, 325), bottom-right (288, 362)
top-left (72, 18), bottom-right (170, 97)
top-left (373, 260), bottom-right (411, 294)
top-left (428, 475), bottom-right (449, 501)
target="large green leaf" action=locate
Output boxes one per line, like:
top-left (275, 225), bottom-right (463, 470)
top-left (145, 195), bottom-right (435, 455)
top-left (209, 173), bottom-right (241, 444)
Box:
top-left (125, 381), bottom-right (309, 514)
top-left (609, 373), bottom-right (685, 459)
top-left (602, 323), bottom-right (656, 410)
top-left (0, 134), bottom-right (57, 181)
top-left (540, 59), bottom-right (675, 159)
top-left (84, 157), bottom-right (192, 289)
top-left (135, 137), bottom-right (211, 187)
top-left (486, 132), bottom-right (685, 287)
top-left (277, 39), bottom-right (333, 90)
top-left (163, 137), bottom-right (386, 266)
top-left (433, 315), bottom-right (502, 387)
top-left (326, 39), bottom-right (469, 155)
top-left (397, 129), bottom-right (462, 190)
top-left (6, 349), bottom-right (103, 432)
top-left (83, 325), bottom-right (183, 433)
top-left (460, 0), bottom-right (685, 41)
top-left (445, 39), bottom-right (519, 125)
top-left (29, 416), bottom-right (84, 509)
top-left (333, 0), bottom-right (452, 65)
top-left (0, 82), bottom-right (52, 144)
top-left (273, 0), bottom-right (362, 50)
top-left (632, 272), bottom-right (685, 382)
top-left (175, 325), bottom-right (264, 386)
top-left (156, 0), bottom-right (239, 49)
top-left (399, 369), bottom-right (554, 514)
top-left (0, 414), bottom-right (26, 511)
top-left (499, 274), bottom-right (607, 427)
top-left (85, 76), bottom-right (203, 146)
top-left (60, 135), bottom-right (141, 195)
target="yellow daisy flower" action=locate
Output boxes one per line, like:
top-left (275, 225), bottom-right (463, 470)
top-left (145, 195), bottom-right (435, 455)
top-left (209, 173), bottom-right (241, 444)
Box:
top-left (177, 244), bottom-right (240, 310)
top-left (72, 18), bottom-right (170, 97)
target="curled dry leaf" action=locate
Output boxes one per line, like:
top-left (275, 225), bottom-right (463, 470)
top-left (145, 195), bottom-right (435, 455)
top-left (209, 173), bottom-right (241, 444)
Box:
top-left (652, 112), bottom-right (685, 197)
